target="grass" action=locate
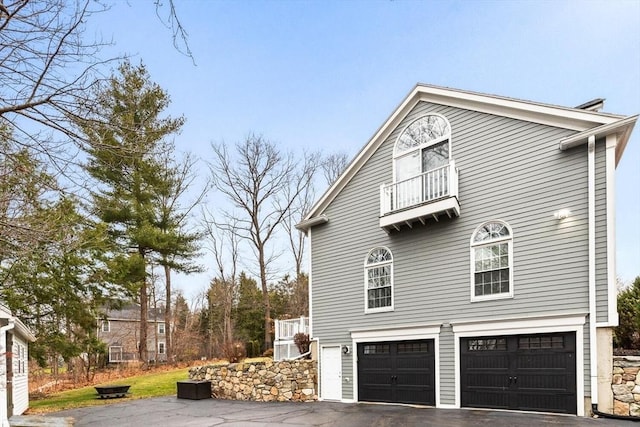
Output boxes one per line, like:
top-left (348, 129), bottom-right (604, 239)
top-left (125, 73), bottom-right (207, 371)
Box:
top-left (28, 367), bottom-right (190, 414)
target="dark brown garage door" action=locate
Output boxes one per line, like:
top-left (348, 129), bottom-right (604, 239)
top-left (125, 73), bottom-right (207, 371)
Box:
top-left (460, 332), bottom-right (576, 414)
top-left (357, 340), bottom-right (435, 405)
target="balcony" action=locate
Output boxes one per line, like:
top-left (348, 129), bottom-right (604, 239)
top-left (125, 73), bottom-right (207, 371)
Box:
top-left (379, 160), bottom-right (460, 231)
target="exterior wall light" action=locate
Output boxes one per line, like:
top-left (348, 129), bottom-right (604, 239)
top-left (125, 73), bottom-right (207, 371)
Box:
top-left (554, 209), bottom-right (571, 220)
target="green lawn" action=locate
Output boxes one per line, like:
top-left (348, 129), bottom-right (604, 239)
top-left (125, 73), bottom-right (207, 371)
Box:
top-left (28, 367), bottom-right (191, 414)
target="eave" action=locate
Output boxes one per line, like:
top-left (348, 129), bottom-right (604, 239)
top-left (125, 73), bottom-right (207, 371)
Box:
top-left (558, 115), bottom-right (638, 165)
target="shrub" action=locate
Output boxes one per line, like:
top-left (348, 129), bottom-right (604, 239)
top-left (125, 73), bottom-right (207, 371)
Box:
top-left (294, 332), bottom-right (311, 358)
top-left (222, 341), bottom-right (246, 363)
top-left (262, 348), bottom-right (274, 358)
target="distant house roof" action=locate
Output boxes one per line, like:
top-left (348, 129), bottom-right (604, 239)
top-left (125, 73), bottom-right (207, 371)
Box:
top-left (103, 303), bottom-right (166, 322)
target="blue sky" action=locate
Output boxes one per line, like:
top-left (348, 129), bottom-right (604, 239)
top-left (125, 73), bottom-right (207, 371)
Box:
top-left (90, 0), bottom-right (639, 300)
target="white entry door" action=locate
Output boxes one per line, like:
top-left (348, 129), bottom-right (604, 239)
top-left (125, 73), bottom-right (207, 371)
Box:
top-left (321, 346), bottom-right (342, 400)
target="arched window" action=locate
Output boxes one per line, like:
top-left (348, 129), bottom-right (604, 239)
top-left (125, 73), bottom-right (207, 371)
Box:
top-left (470, 221), bottom-right (513, 301)
top-left (394, 114), bottom-right (451, 183)
top-left (364, 247), bottom-right (394, 312)
top-left (392, 114), bottom-right (452, 208)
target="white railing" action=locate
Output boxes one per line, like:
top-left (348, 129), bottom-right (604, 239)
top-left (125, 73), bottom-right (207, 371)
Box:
top-left (380, 160), bottom-right (457, 216)
top-left (274, 342), bottom-right (302, 361)
top-left (274, 316), bottom-right (309, 341)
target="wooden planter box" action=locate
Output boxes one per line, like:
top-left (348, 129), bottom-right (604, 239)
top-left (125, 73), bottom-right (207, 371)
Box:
top-left (177, 380), bottom-right (211, 400)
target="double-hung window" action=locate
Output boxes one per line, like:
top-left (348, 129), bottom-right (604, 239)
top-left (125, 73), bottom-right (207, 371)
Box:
top-left (470, 221), bottom-right (513, 301)
top-left (364, 247), bottom-right (394, 312)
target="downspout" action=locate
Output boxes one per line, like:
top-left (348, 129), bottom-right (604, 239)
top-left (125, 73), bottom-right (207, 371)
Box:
top-left (0, 319), bottom-right (15, 427)
top-left (587, 135), bottom-right (598, 414)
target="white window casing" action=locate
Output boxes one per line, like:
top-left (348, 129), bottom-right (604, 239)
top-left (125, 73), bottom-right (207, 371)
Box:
top-left (470, 220), bottom-right (514, 302)
top-left (363, 247), bottom-right (394, 313)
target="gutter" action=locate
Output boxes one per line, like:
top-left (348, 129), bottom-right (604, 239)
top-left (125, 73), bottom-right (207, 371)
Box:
top-left (295, 214), bottom-right (329, 234)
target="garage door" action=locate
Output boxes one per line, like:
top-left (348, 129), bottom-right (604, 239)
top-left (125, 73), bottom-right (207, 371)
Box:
top-left (358, 340), bottom-right (435, 405)
top-left (460, 332), bottom-right (576, 414)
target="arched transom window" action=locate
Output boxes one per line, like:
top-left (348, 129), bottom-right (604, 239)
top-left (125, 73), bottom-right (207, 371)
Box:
top-left (389, 114), bottom-right (453, 209)
top-left (364, 247), bottom-right (394, 312)
top-left (470, 221), bottom-right (513, 301)
top-left (394, 114), bottom-right (451, 183)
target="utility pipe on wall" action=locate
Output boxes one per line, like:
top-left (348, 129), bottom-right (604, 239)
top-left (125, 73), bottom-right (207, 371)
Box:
top-left (587, 135), bottom-right (598, 411)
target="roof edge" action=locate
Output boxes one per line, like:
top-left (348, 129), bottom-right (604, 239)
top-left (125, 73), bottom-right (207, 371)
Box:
top-left (302, 84), bottom-right (631, 226)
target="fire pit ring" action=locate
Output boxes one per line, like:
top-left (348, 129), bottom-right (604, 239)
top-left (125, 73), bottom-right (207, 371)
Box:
top-left (95, 385), bottom-right (131, 399)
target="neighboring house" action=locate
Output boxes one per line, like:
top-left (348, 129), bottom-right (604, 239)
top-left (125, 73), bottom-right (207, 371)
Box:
top-left (97, 304), bottom-right (167, 363)
top-left (296, 84), bottom-right (637, 417)
top-left (0, 304), bottom-right (35, 427)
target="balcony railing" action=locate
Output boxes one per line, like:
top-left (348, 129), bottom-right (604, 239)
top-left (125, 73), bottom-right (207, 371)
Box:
top-left (275, 316), bottom-right (309, 341)
top-left (380, 160), bottom-right (458, 216)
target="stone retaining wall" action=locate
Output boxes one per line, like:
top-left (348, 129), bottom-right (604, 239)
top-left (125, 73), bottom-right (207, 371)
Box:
top-left (612, 356), bottom-right (640, 416)
top-left (189, 359), bottom-right (317, 402)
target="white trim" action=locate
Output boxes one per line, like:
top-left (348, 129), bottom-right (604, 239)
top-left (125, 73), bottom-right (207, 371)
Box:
top-left (605, 134), bottom-right (619, 326)
top-left (452, 313), bottom-right (586, 416)
top-left (308, 227), bottom-right (313, 337)
top-left (379, 196), bottom-right (460, 230)
top-left (157, 341), bottom-right (166, 355)
top-left (558, 115), bottom-right (637, 165)
top-left (295, 214), bottom-right (328, 233)
top-left (363, 247), bottom-right (394, 314)
top-left (469, 220), bottom-right (514, 302)
top-left (587, 136), bottom-right (598, 406)
top-left (300, 84), bottom-right (623, 228)
top-left (351, 325), bottom-right (441, 407)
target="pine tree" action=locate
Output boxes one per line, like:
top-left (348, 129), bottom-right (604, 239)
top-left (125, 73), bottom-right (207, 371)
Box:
top-left (78, 60), bottom-right (185, 364)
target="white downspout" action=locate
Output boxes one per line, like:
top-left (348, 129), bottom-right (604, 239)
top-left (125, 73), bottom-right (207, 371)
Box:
top-left (588, 135), bottom-right (598, 410)
top-left (0, 319), bottom-right (15, 427)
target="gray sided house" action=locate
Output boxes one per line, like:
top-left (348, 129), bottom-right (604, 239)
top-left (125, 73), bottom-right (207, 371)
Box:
top-left (0, 304), bottom-right (35, 426)
top-left (97, 304), bottom-right (167, 364)
top-left (296, 84), bottom-right (637, 417)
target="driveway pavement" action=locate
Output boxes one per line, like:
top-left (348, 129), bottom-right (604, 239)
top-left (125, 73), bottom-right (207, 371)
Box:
top-left (45, 397), bottom-right (638, 427)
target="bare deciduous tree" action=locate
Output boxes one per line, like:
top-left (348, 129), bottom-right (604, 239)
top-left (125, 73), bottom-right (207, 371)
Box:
top-left (203, 212), bottom-right (240, 348)
top-left (208, 135), bottom-right (317, 350)
top-left (278, 151), bottom-right (320, 278)
top-left (321, 152), bottom-right (350, 186)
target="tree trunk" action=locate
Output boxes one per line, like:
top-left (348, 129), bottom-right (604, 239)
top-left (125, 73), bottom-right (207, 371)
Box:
top-left (259, 248), bottom-right (272, 351)
top-left (139, 250), bottom-right (148, 364)
top-left (163, 262), bottom-right (172, 364)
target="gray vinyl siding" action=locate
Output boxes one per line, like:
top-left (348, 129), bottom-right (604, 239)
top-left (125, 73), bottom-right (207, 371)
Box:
top-left (594, 140), bottom-right (609, 323)
top-left (439, 326), bottom-right (455, 405)
top-left (342, 355), bottom-right (353, 398)
top-left (311, 101), bottom-right (598, 400)
top-left (584, 321), bottom-right (591, 397)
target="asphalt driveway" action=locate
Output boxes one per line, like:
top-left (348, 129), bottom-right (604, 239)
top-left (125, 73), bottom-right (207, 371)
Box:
top-left (44, 397), bottom-right (639, 427)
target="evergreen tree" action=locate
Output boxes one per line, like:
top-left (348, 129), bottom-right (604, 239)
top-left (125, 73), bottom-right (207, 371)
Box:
top-left (77, 60), bottom-right (185, 363)
top-left (615, 277), bottom-right (640, 349)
